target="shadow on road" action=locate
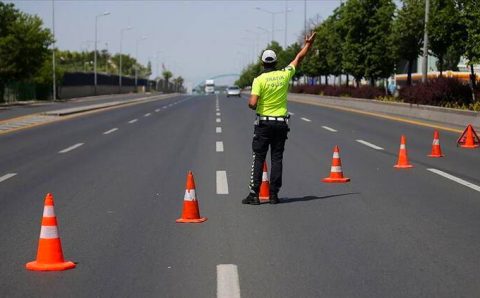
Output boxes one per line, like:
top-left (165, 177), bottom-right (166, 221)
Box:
top-left (279, 192), bottom-right (359, 204)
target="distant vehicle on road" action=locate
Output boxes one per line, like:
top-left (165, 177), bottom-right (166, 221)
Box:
top-left (205, 80), bottom-right (215, 94)
top-left (226, 86), bottom-right (241, 97)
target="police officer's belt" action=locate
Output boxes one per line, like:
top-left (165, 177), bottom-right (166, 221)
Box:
top-left (257, 115), bottom-right (288, 122)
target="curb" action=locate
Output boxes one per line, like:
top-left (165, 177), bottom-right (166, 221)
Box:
top-left (42, 94), bottom-right (177, 116)
top-left (288, 93), bottom-right (480, 131)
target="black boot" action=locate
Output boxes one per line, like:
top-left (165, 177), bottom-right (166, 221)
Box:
top-left (242, 193), bottom-right (260, 205)
top-left (269, 193), bottom-right (280, 204)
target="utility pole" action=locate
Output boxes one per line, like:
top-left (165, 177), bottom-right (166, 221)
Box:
top-left (52, 0), bottom-right (56, 101)
top-left (119, 26), bottom-right (133, 92)
top-left (94, 11), bottom-right (110, 95)
top-left (284, 1), bottom-right (292, 49)
top-left (304, 0), bottom-right (307, 35)
top-left (422, 0), bottom-right (430, 83)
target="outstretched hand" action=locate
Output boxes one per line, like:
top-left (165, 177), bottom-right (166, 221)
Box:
top-left (305, 31), bottom-right (316, 44)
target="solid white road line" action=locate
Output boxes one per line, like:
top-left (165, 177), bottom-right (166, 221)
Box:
top-left (144, 113), bottom-right (151, 117)
top-left (59, 143), bottom-right (84, 154)
top-left (321, 126), bottom-right (338, 132)
top-left (356, 139), bottom-right (384, 150)
top-left (216, 118), bottom-right (221, 123)
top-left (216, 141), bottom-right (224, 152)
top-left (427, 168), bottom-right (480, 193)
top-left (216, 171), bottom-right (229, 195)
top-left (216, 127), bottom-right (222, 133)
top-left (0, 173), bottom-right (17, 183)
top-left (103, 128), bottom-right (118, 135)
top-left (301, 117), bottom-right (311, 122)
top-left (217, 264), bottom-right (240, 298)
top-left (128, 119), bottom-right (138, 124)
top-left (216, 112), bottom-right (221, 116)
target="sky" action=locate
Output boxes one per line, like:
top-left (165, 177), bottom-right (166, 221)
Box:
top-left (11, 0), bottom-right (343, 86)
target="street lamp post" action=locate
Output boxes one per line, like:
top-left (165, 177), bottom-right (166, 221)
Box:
top-left (422, 0), bottom-right (430, 83)
top-left (155, 51), bottom-right (162, 91)
top-left (51, 0), bottom-right (56, 101)
top-left (284, 1), bottom-right (293, 48)
top-left (256, 26), bottom-right (271, 47)
top-left (256, 7), bottom-right (284, 42)
top-left (94, 11), bottom-right (110, 95)
top-left (119, 26), bottom-right (133, 91)
top-left (135, 36), bottom-right (148, 89)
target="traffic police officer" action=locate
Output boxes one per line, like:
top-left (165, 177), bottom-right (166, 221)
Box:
top-left (242, 32), bottom-right (316, 205)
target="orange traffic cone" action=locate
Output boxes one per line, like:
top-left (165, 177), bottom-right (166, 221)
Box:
top-left (323, 146), bottom-right (350, 183)
top-left (457, 124), bottom-right (479, 148)
top-left (428, 130), bottom-right (444, 157)
top-left (176, 171), bottom-right (207, 223)
top-left (259, 162), bottom-right (270, 201)
top-left (394, 135), bottom-right (413, 168)
top-left (26, 193), bottom-right (76, 271)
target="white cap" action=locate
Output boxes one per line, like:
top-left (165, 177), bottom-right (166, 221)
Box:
top-left (261, 50), bottom-right (277, 63)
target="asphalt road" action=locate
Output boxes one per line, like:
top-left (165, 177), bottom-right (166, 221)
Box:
top-left (0, 93), bottom-right (156, 121)
top-left (1, 93), bottom-right (479, 297)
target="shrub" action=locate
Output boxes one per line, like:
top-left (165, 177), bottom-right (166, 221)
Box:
top-left (291, 84), bottom-right (384, 99)
top-left (399, 77), bottom-right (473, 107)
top-left (350, 85), bottom-right (384, 99)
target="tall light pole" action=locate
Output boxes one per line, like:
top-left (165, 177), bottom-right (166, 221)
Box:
top-left (245, 29), bottom-right (261, 60)
top-left (304, 0), bottom-right (307, 35)
top-left (284, 1), bottom-right (293, 48)
top-left (256, 26), bottom-right (271, 48)
top-left (51, 0), bottom-right (56, 101)
top-left (94, 11), bottom-right (110, 95)
top-left (422, 0), bottom-right (430, 83)
top-left (119, 26), bottom-right (133, 91)
top-left (256, 7), bottom-right (283, 42)
top-left (135, 36), bottom-right (148, 88)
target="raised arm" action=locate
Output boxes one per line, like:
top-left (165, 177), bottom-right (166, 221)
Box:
top-left (289, 32), bottom-right (316, 69)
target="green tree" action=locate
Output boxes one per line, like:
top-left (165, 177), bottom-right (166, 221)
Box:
top-left (162, 70), bottom-right (173, 83)
top-left (391, 0), bottom-right (425, 85)
top-left (173, 76), bottom-right (184, 91)
top-left (0, 2), bottom-right (53, 83)
top-left (341, 0), bottom-right (367, 86)
top-left (459, 0), bottom-right (480, 91)
top-left (428, 0), bottom-right (466, 76)
top-left (146, 61), bottom-right (152, 77)
top-left (302, 23), bottom-right (330, 84)
top-left (363, 0), bottom-right (396, 86)
top-left (325, 9), bottom-right (345, 83)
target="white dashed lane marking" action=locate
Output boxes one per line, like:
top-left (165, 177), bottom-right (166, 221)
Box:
top-left (216, 127), bottom-right (222, 133)
top-left (216, 118), bottom-right (221, 123)
top-left (103, 128), bottom-right (118, 135)
top-left (288, 112), bottom-right (295, 116)
top-left (427, 168), bottom-right (480, 193)
top-left (216, 171), bottom-right (229, 195)
top-left (59, 143), bottom-right (84, 154)
top-left (0, 173), bottom-right (17, 183)
top-left (155, 109), bottom-right (161, 112)
top-left (216, 141), bottom-right (224, 152)
top-left (356, 139), bottom-right (384, 150)
top-left (321, 126), bottom-right (337, 132)
top-left (216, 112), bottom-right (221, 116)
top-left (217, 264), bottom-right (240, 298)
top-left (128, 119), bottom-right (138, 124)
top-left (301, 117), bottom-right (311, 122)
top-left (144, 113), bottom-right (151, 117)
